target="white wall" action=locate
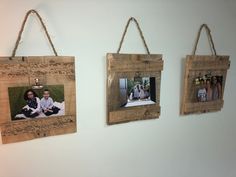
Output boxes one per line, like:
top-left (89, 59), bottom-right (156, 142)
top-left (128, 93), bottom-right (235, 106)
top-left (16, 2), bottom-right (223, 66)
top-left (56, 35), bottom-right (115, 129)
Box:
top-left (0, 0), bottom-right (236, 177)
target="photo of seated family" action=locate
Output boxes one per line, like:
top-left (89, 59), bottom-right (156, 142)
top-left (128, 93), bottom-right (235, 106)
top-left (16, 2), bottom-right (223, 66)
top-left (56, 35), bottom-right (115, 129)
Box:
top-left (8, 85), bottom-right (65, 121)
top-left (194, 74), bottom-right (223, 102)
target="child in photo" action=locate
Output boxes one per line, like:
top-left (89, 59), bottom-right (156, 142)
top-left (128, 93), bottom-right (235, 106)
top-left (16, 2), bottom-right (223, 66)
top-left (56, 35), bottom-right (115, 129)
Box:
top-left (40, 89), bottom-right (60, 116)
top-left (197, 79), bottom-right (207, 102)
top-left (21, 89), bottom-right (41, 118)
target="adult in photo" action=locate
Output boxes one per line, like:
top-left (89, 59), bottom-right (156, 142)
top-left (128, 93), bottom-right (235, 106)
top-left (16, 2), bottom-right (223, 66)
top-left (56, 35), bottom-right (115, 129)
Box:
top-left (133, 85), bottom-right (140, 100)
top-left (139, 85), bottom-right (146, 99)
top-left (212, 76), bottom-right (219, 100)
top-left (206, 79), bottom-right (213, 101)
top-left (21, 89), bottom-right (41, 118)
top-left (216, 76), bottom-right (222, 99)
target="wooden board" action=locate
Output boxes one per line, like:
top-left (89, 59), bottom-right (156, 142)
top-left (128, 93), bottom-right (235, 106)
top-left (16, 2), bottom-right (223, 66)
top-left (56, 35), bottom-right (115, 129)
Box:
top-left (107, 53), bottom-right (163, 124)
top-left (181, 55), bottom-right (230, 115)
top-left (0, 56), bottom-right (76, 144)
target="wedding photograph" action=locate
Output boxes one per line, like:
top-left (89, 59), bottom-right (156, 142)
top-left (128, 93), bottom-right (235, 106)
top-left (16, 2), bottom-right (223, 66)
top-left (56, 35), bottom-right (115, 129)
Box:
top-left (119, 77), bottom-right (156, 107)
top-left (8, 85), bottom-right (65, 121)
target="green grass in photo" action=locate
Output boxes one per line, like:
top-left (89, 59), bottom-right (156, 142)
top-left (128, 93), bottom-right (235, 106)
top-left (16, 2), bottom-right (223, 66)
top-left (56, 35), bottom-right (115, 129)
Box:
top-left (8, 85), bottom-right (64, 120)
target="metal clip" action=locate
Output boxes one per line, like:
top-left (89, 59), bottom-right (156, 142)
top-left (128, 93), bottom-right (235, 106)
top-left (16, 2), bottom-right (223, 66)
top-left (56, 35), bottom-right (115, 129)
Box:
top-left (32, 78), bottom-right (44, 89)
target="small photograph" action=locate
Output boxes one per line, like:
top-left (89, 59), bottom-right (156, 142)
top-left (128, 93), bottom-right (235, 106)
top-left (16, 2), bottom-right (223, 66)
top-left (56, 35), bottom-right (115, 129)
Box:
top-left (119, 77), bottom-right (156, 107)
top-left (8, 85), bottom-right (65, 121)
top-left (194, 74), bottom-right (223, 102)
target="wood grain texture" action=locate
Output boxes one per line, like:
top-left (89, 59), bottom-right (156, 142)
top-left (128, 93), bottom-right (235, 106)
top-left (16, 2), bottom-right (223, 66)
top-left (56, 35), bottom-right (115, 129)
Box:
top-left (107, 53), bottom-right (163, 72)
top-left (0, 56), bottom-right (76, 144)
top-left (109, 104), bottom-right (160, 124)
top-left (181, 55), bottom-right (230, 115)
top-left (1, 115), bottom-right (76, 144)
top-left (107, 53), bottom-right (163, 124)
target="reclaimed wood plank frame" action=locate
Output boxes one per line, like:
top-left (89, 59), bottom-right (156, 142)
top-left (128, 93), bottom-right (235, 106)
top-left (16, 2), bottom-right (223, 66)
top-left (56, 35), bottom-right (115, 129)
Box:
top-left (180, 55), bottom-right (230, 115)
top-left (0, 56), bottom-right (76, 144)
top-left (107, 53), bottom-right (163, 124)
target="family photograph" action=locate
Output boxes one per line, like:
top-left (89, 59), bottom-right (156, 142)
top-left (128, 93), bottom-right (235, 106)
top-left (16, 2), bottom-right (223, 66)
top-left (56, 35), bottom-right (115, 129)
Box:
top-left (8, 85), bottom-right (65, 121)
top-left (195, 75), bottom-right (223, 102)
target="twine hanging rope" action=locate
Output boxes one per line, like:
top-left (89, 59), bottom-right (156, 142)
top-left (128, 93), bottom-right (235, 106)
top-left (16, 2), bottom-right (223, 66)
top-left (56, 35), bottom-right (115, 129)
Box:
top-left (11, 9), bottom-right (58, 58)
top-left (117, 17), bottom-right (150, 54)
top-left (192, 24), bottom-right (217, 56)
